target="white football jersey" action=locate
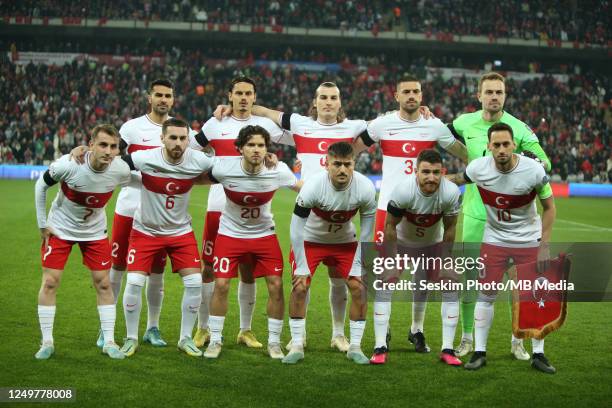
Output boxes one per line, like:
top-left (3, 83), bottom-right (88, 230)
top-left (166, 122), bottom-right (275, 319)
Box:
top-left (211, 158), bottom-right (297, 238)
top-left (387, 176), bottom-right (461, 246)
top-left (283, 113), bottom-right (366, 181)
top-left (367, 112), bottom-right (456, 211)
top-left (45, 153), bottom-right (131, 241)
top-left (131, 147), bottom-right (214, 236)
top-left (115, 114), bottom-right (164, 217)
top-left (465, 155), bottom-right (552, 245)
top-left (296, 171), bottom-right (376, 244)
top-left (190, 115), bottom-right (293, 213)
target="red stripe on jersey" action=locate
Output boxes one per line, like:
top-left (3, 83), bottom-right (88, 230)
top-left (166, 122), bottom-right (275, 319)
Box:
top-left (60, 182), bottom-right (113, 208)
top-left (224, 188), bottom-right (276, 207)
top-left (210, 139), bottom-right (240, 157)
top-left (127, 144), bottom-right (159, 154)
top-left (312, 208), bottom-right (358, 223)
top-left (141, 173), bottom-right (195, 195)
top-left (477, 186), bottom-right (536, 209)
top-left (403, 212), bottom-right (443, 227)
top-left (293, 135), bottom-right (353, 154)
top-left (380, 140), bottom-right (437, 158)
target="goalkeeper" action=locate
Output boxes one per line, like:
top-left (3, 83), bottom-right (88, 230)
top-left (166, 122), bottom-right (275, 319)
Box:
top-left (448, 72), bottom-right (551, 359)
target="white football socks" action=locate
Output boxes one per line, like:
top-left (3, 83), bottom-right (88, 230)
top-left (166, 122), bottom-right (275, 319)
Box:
top-left (441, 301), bottom-right (459, 350)
top-left (329, 278), bottom-right (347, 338)
top-left (238, 281), bottom-right (256, 331)
top-left (289, 318), bottom-right (306, 349)
top-left (198, 281), bottom-right (215, 330)
top-left (209, 315), bottom-right (225, 344)
top-left (123, 273), bottom-right (145, 340)
top-left (37, 305), bottom-right (55, 344)
top-left (267, 318), bottom-right (283, 345)
top-left (532, 338), bottom-right (545, 354)
top-left (146, 273), bottom-right (164, 330)
top-left (373, 301), bottom-right (391, 348)
top-left (411, 301), bottom-right (427, 334)
top-left (180, 274), bottom-right (202, 340)
top-left (474, 301), bottom-right (494, 352)
top-left (98, 304), bottom-right (116, 345)
top-left (109, 268), bottom-right (124, 304)
top-left (349, 320), bottom-right (366, 348)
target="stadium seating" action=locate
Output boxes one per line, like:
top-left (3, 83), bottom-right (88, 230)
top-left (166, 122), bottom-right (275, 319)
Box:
top-left (1, 0), bottom-right (609, 44)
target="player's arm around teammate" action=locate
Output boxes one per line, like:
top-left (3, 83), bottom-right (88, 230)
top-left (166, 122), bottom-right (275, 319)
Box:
top-left (34, 125), bottom-right (131, 360)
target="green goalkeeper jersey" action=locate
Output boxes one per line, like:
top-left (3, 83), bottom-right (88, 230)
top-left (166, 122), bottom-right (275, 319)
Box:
top-left (452, 110), bottom-right (551, 220)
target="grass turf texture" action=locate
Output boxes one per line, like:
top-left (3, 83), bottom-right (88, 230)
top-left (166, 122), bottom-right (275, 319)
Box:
top-left (0, 179), bottom-right (610, 407)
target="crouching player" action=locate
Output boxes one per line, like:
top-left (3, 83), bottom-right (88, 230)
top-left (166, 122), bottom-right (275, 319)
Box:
top-left (283, 142), bottom-right (376, 365)
top-left (203, 125), bottom-right (302, 359)
top-left (371, 149), bottom-right (462, 365)
top-left (448, 123), bottom-right (557, 373)
top-left (120, 118), bottom-right (215, 358)
top-left (34, 124), bottom-right (131, 360)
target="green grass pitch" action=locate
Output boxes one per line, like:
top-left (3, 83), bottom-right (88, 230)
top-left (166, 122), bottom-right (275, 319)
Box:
top-left (0, 179), bottom-right (610, 407)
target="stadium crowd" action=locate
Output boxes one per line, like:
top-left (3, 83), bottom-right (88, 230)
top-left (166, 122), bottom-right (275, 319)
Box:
top-left (3, 0), bottom-right (609, 45)
top-left (0, 47), bottom-right (610, 182)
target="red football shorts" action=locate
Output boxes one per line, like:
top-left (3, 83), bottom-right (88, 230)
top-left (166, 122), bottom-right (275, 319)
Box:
top-left (213, 234), bottom-right (283, 279)
top-left (41, 236), bottom-right (111, 270)
top-left (111, 213), bottom-right (166, 270)
top-left (480, 243), bottom-right (539, 284)
top-left (289, 241), bottom-right (359, 280)
top-left (374, 209), bottom-right (386, 244)
top-left (127, 229), bottom-right (201, 274)
top-left (201, 211), bottom-right (221, 263)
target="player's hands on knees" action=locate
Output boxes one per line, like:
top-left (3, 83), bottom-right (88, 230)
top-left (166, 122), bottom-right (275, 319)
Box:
top-left (291, 275), bottom-right (309, 290)
top-left (40, 228), bottom-right (53, 247)
top-left (69, 145), bottom-right (88, 164)
top-left (537, 242), bottom-right (551, 273)
top-left (264, 153), bottom-right (278, 169)
top-left (418, 105), bottom-right (435, 119)
top-left (213, 104), bottom-right (232, 120)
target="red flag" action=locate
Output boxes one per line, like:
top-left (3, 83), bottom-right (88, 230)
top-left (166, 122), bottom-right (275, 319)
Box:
top-left (510, 254), bottom-right (571, 339)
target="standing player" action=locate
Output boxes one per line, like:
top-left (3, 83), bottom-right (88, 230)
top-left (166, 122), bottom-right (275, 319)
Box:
top-left (354, 74), bottom-right (467, 244)
top-left (370, 149), bottom-right (462, 365)
top-left (119, 118), bottom-right (214, 358)
top-left (190, 76), bottom-right (293, 349)
top-left (282, 142), bottom-right (376, 365)
top-left (34, 124), bottom-right (131, 360)
top-left (203, 125), bottom-right (302, 359)
top-left (448, 123), bottom-right (556, 373)
top-left (108, 78), bottom-right (175, 348)
top-left (449, 72), bottom-right (551, 359)
top-left (247, 82), bottom-right (370, 352)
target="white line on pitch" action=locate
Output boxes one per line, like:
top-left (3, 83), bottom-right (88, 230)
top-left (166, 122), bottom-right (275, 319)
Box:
top-left (556, 218), bottom-right (612, 232)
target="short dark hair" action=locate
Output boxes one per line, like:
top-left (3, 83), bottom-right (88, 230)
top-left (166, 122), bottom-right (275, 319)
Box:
top-left (91, 124), bottom-right (119, 140)
top-left (229, 76), bottom-right (257, 94)
top-left (327, 141), bottom-right (354, 158)
top-left (235, 125), bottom-right (271, 150)
top-left (149, 78), bottom-right (174, 92)
top-left (416, 149), bottom-right (442, 167)
top-left (397, 74), bottom-right (420, 87)
top-left (487, 122), bottom-right (514, 141)
top-left (162, 118), bottom-right (189, 135)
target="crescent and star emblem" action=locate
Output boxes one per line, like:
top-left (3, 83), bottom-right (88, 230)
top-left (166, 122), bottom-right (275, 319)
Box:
top-left (166, 182), bottom-right (180, 193)
top-left (402, 143), bottom-right (416, 153)
top-left (243, 195), bottom-right (257, 204)
top-left (85, 196), bottom-right (99, 205)
top-left (318, 141), bottom-right (328, 152)
top-left (330, 212), bottom-right (345, 222)
top-left (495, 196), bottom-right (510, 206)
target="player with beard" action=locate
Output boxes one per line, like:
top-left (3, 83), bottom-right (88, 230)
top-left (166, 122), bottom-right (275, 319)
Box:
top-left (447, 123), bottom-right (557, 374)
top-left (448, 72), bottom-right (551, 360)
